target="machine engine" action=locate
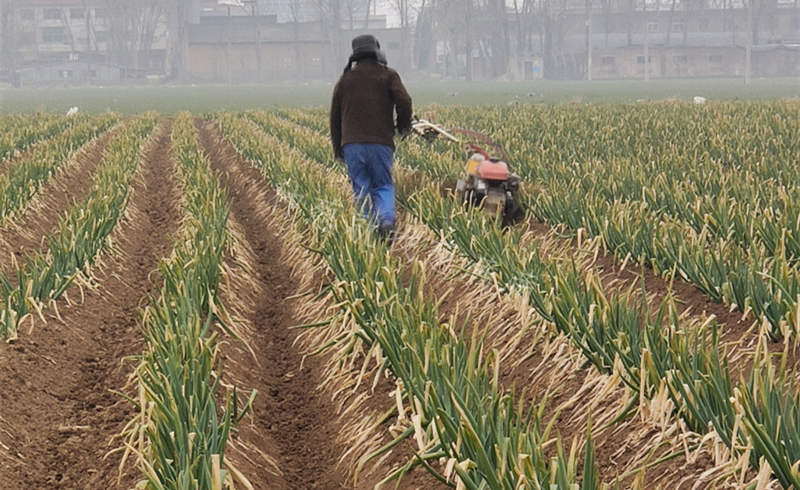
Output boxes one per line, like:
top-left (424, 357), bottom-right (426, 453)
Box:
top-left (456, 153), bottom-right (521, 219)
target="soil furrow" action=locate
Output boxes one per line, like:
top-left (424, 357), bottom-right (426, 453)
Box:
top-left (515, 216), bottom-right (787, 377)
top-left (0, 122), bottom-right (180, 489)
top-left (0, 126), bottom-right (119, 278)
top-left (281, 163), bottom-right (730, 485)
top-left (198, 121), bottom-right (354, 489)
top-left (379, 213), bottom-right (722, 487)
top-left (0, 120), bottom-right (74, 178)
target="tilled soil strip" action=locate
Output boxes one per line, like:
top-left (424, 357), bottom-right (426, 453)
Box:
top-left (276, 117), bottom-right (759, 355)
top-left (364, 213), bottom-right (722, 487)
top-left (281, 118), bottom-right (764, 483)
top-left (201, 122), bottom-right (442, 489)
top-left (402, 211), bottom-right (748, 484)
top-left (0, 118), bottom-right (76, 177)
top-left (252, 135), bottom-right (735, 485)
top-left (0, 126), bottom-right (119, 279)
top-left (516, 218), bottom-right (786, 376)
top-left (541, 224), bottom-right (755, 344)
top-left (0, 122), bottom-right (180, 489)
top-left (199, 122), bottom-right (352, 489)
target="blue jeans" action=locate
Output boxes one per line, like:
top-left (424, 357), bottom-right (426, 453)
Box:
top-left (342, 143), bottom-right (395, 229)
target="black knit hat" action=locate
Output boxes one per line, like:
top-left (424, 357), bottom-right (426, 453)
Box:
top-left (351, 34), bottom-right (380, 56)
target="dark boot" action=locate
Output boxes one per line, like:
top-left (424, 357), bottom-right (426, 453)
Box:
top-left (377, 223), bottom-right (395, 246)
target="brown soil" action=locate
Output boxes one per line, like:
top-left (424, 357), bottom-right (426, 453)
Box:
top-left (519, 216), bottom-right (780, 378)
top-left (0, 142), bottom-right (39, 179)
top-left (0, 146), bottom-right (38, 178)
top-left (200, 121), bottom-right (442, 489)
top-left (200, 121), bottom-right (350, 490)
top-left (0, 127), bottom-right (118, 279)
top-left (0, 122), bottom-right (180, 489)
top-left (255, 119), bottom-right (721, 486)
top-left (272, 116), bottom-right (756, 485)
top-left (0, 120), bottom-right (117, 181)
top-left (387, 216), bottom-right (724, 487)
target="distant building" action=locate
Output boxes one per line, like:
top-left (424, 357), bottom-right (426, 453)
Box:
top-left (0, 0), bottom-right (167, 86)
top-left (190, 0), bottom-right (319, 23)
top-left (4, 0), bottom-right (793, 85)
top-left (418, 0), bottom-right (799, 80)
top-left (505, 2), bottom-right (800, 80)
top-left (185, 13), bottom-right (402, 82)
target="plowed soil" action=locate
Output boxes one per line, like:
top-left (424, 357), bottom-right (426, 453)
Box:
top-left (0, 113), bottom-right (758, 489)
top-left (200, 121), bottom-right (351, 489)
top-left (0, 122), bottom-right (180, 489)
top-left (199, 121), bottom-right (443, 489)
top-left (0, 126), bottom-right (117, 278)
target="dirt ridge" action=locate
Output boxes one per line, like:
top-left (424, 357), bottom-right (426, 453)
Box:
top-left (199, 121), bottom-right (352, 489)
top-left (0, 121), bottom-right (180, 489)
top-left (200, 120), bottom-right (449, 489)
top-left (0, 127), bottom-right (120, 279)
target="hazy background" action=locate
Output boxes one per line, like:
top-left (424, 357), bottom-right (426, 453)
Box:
top-left (0, 78), bottom-right (797, 114)
top-left (0, 0), bottom-right (797, 112)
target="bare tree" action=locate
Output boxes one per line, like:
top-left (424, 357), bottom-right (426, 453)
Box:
top-left (666, 0), bottom-right (677, 44)
top-left (388, 0), bottom-right (413, 70)
top-left (363, 0), bottom-right (372, 27)
top-left (312, 0), bottom-right (343, 76)
top-left (413, 0), bottom-right (435, 69)
top-left (289, 0), bottom-right (305, 79)
top-left (166, 0), bottom-right (189, 80)
top-left (102, 0), bottom-right (165, 76)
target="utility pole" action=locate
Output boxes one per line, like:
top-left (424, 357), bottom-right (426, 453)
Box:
top-left (332, 0), bottom-right (341, 74)
top-left (244, 0), bottom-right (262, 82)
top-left (465, 0), bottom-right (473, 81)
top-left (585, 0), bottom-right (592, 80)
top-left (226, 5), bottom-right (232, 84)
top-left (3, 0), bottom-right (18, 86)
top-left (643, 2), bottom-right (650, 81)
top-left (399, 0), bottom-right (410, 72)
top-left (0, 0), bottom-right (7, 76)
top-left (745, 0), bottom-right (752, 84)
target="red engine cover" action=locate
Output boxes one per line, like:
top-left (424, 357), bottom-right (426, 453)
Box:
top-left (477, 160), bottom-right (510, 181)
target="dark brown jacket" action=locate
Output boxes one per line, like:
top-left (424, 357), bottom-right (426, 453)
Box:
top-left (330, 60), bottom-right (413, 159)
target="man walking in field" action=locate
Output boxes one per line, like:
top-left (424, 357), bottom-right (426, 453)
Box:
top-left (330, 34), bottom-right (413, 244)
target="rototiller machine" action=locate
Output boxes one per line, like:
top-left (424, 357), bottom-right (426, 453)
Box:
top-left (410, 117), bottom-right (523, 224)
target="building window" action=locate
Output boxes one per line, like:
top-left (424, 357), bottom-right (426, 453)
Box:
top-left (636, 55), bottom-right (654, 64)
top-left (19, 9), bottom-right (35, 22)
top-left (95, 30), bottom-right (109, 43)
top-left (70, 8), bottom-right (85, 20)
top-left (708, 54), bottom-right (723, 63)
top-left (94, 8), bottom-right (107, 22)
top-left (42, 27), bottom-right (66, 43)
top-left (601, 56), bottom-right (615, 65)
top-left (672, 22), bottom-right (684, 32)
top-left (60, 70), bottom-right (73, 79)
top-left (647, 22), bottom-right (659, 33)
top-left (673, 55), bottom-right (688, 64)
top-left (89, 70), bottom-right (98, 78)
top-left (698, 18), bottom-right (710, 31)
top-left (43, 8), bottom-right (62, 21)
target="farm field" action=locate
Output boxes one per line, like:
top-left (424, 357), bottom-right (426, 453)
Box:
top-left (0, 99), bottom-right (798, 489)
top-left (0, 77), bottom-right (798, 113)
